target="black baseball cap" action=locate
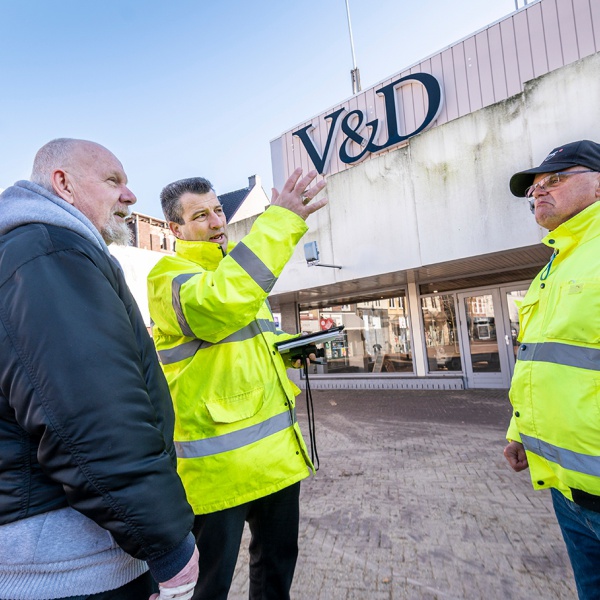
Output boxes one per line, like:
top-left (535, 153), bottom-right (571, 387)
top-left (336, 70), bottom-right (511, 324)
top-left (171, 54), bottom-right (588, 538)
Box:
top-left (509, 140), bottom-right (600, 197)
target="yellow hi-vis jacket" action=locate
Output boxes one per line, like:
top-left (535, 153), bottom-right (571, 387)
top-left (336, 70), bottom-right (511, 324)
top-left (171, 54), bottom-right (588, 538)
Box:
top-left (507, 201), bottom-right (600, 503)
top-left (147, 206), bottom-right (313, 514)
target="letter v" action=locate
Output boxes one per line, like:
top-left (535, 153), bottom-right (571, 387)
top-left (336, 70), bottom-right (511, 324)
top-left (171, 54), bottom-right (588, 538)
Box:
top-left (292, 108), bottom-right (345, 174)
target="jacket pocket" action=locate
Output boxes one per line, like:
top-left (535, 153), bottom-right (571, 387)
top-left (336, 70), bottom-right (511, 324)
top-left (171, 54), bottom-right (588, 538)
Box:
top-left (205, 387), bottom-right (264, 424)
top-left (517, 294), bottom-right (539, 341)
top-left (544, 281), bottom-right (600, 344)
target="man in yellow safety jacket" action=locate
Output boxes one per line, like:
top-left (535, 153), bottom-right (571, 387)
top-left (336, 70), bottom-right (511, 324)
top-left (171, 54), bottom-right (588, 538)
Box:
top-left (147, 168), bottom-right (327, 600)
top-left (504, 140), bottom-right (600, 599)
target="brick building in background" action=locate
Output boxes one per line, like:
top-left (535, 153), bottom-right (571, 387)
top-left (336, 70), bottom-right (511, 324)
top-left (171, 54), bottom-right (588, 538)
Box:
top-left (127, 213), bottom-right (175, 253)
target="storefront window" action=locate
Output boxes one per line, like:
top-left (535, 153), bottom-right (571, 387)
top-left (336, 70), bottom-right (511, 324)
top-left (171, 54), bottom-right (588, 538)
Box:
top-left (299, 294), bottom-right (412, 374)
top-left (421, 294), bottom-right (462, 372)
top-left (463, 294), bottom-right (500, 373)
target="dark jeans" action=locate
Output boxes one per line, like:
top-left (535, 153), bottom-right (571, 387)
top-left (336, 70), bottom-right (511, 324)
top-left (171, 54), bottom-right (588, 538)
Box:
top-left (61, 571), bottom-right (157, 599)
top-left (192, 482), bottom-right (301, 600)
top-left (552, 488), bottom-right (600, 600)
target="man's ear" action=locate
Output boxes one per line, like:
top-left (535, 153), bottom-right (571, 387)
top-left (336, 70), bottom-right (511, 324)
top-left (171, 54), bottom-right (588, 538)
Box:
top-left (51, 169), bottom-right (74, 205)
top-left (169, 221), bottom-right (182, 239)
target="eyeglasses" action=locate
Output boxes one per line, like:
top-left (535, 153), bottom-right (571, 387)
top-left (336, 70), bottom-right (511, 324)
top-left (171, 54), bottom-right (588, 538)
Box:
top-left (525, 170), bottom-right (596, 198)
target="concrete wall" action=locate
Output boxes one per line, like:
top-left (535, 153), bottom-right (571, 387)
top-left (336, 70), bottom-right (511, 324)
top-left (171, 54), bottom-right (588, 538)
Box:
top-left (110, 244), bottom-right (165, 326)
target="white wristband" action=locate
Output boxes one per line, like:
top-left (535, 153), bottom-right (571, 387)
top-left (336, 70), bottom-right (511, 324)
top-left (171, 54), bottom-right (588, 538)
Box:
top-left (157, 581), bottom-right (196, 600)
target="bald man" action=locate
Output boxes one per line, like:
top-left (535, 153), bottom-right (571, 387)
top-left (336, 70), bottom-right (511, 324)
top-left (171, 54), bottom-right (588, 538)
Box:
top-left (0, 139), bottom-right (198, 600)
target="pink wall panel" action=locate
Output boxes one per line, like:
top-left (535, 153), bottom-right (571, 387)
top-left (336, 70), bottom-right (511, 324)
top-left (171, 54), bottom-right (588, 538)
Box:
top-left (513, 11), bottom-right (535, 83)
top-left (415, 59), bottom-right (432, 113)
top-left (429, 54), bottom-right (448, 125)
top-left (410, 64), bottom-right (428, 131)
top-left (474, 31), bottom-right (496, 106)
top-left (463, 36), bottom-right (483, 112)
top-left (527, 3), bottom-right (550, 77)
top-left (284, 132), bottom-right (295, 180)
top-left (556, 0), bottom-right (580, 63)
top-left (299, 125), bottom-right (311, 175)
top-left (590, 0), bottom-right (600, 50)
top-left (488, 24), bottom-right (508, 102)
top-left (500, 19), bottom-right (522, 97)
top-left (452, 43), bottom-right (471, 115)
top-left (541, 0), bottom-right (564, 70)
top-left (440, 49), bottom-right (459, 122)
top-left (572, 0), bottom-right (597, 57)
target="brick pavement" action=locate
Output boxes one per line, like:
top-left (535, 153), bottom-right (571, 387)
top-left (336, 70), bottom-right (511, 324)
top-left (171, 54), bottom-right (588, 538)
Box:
top-left (228, 388), bottom-right (576, 599)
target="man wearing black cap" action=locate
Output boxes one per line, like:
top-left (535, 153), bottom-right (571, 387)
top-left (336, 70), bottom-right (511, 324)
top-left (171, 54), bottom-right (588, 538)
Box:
top-left (504, 140), bottom-right (600, 599)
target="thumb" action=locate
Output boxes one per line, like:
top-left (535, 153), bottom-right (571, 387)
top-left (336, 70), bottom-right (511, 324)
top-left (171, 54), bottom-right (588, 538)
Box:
top-left (271, 188), bottom-right (279, 203)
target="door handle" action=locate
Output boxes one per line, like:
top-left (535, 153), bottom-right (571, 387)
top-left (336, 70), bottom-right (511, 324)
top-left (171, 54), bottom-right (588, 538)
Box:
top-left (504, 334), bottom-right (510, 346)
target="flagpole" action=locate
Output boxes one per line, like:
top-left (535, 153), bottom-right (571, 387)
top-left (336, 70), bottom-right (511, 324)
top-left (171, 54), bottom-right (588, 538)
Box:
top-left (344, 0), bottom-right (361, 94)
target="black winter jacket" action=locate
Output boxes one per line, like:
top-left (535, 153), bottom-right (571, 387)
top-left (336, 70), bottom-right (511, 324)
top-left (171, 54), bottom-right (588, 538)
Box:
top-left (0, 222), bottom-right (194, 575)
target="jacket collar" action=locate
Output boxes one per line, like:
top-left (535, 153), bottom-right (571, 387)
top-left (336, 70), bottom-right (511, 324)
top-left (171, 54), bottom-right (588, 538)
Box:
top-left (174, 238), bottom-right (237, 269)
top-left (542, 201), bottom-right (600, 256)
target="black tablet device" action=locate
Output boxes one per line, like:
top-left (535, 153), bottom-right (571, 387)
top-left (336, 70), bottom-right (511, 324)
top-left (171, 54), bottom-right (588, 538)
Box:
top-left (274, 325), bottom-right (345, 353)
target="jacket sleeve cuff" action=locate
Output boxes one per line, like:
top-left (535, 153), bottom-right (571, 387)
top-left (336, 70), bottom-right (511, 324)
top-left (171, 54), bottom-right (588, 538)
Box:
top-left (264, 205), bottom-right (309, 238)
top-left (146, 532), bottom-right (196, 583)
top-left (506, 416), bottom-right (522, 443)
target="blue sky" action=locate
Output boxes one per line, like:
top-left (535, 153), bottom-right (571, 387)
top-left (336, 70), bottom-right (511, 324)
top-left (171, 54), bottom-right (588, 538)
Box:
top-left (1, 0), bottom-right (517, 217)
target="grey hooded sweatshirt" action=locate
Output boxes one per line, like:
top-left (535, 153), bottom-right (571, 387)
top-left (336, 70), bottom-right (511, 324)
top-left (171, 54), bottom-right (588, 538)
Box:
top-left (0, 181), bottom-right (195, 599)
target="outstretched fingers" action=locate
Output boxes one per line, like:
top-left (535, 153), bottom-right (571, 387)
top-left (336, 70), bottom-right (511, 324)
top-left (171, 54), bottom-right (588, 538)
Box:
top-left (292, 169), bottom-right (319, 196)
top-left (270, 168), bottom-right (328, 219)
top-left (300, 178), bottom-right (327, 204)
top-left (281, 167), bottom-right (303, 195)
top-left (304, 194), bottom-right (329, 215)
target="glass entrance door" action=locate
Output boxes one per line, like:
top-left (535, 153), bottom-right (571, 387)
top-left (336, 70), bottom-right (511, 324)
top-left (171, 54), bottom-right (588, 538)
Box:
top-left (457, 289), bottom-right (511, 388)
top-left (501, 286), bottom-right (529, 378)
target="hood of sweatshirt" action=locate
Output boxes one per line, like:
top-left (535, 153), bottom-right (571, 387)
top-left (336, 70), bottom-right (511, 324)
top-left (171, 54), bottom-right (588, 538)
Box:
top-left (0, 180), bottom-right (110, 255)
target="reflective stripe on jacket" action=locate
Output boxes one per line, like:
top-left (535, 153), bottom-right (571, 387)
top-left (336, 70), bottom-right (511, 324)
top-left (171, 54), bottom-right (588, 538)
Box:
top-left (507, 201), bottom-right (600, 500)
top-left (148, 206), bottom-right (313, 514)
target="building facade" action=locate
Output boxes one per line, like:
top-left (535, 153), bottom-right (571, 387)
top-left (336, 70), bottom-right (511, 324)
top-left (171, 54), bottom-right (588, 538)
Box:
top-left (235, 0), bottom-right (599, 390)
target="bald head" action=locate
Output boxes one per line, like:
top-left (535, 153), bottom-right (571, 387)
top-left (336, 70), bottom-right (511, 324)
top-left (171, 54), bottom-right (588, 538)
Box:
top-left (30, 138), bottom-right (137, 245)
top-left (31, 138), bottom-right (100, 193)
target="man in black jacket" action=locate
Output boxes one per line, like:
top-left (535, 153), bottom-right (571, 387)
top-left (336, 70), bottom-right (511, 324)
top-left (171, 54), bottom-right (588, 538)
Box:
top-left (0, 139), bottom-right (198, 600)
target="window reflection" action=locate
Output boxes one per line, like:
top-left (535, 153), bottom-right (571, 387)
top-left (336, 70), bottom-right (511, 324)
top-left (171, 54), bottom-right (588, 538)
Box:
top-left (421, 295), bottom-right (462, 372)
top-left (464, 294), bottom-right (500, 373)
top-left (505, 290), bottom-right (527, 360)
top-left (299, 294), bottom-right (413, 375)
